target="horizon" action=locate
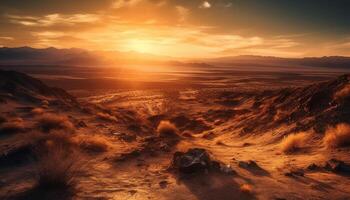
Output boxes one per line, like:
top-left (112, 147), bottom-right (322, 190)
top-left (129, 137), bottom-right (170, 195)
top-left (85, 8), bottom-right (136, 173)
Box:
top-left (0, 0), bottom-right (350, 58)
top-left (2, 46), bottom-right (350, 60)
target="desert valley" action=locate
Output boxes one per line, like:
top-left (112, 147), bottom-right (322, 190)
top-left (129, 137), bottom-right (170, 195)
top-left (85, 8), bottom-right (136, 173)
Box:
top-left (0, 48), bottom-right (350, 199)
top-left (1, 0), bottom-right (350, 199)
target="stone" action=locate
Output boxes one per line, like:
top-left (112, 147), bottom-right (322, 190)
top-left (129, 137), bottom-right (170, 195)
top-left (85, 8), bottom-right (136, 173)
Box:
top-left (306, 163), bottom-right (320, 171)
top-left (171, 148), bottom-right (235, 174)
top-left (238, 160), bottom-right (259, 169)
top-left (324, 159), bottom-right (350, 174)
top-left (171, 148), bottom-right (211, 173)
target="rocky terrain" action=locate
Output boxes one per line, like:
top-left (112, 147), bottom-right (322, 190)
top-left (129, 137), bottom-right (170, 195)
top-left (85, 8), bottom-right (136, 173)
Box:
top-left (0, 70), bottom-right (349, 200)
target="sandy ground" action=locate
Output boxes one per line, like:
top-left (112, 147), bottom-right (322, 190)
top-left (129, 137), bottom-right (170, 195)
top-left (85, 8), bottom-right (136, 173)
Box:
top-left (0, 69), bottom-right (350, 200)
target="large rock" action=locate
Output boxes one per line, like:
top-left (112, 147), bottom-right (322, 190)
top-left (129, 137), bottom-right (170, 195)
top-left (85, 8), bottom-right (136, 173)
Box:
top-left (324, 159), bottom-right (350, 174)
top-left (171, 148), bottom-right (235, 174)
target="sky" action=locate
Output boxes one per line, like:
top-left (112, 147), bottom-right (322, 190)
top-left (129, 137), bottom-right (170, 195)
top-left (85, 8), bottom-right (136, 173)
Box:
top-left (0, 0), bottom-right (349, 58)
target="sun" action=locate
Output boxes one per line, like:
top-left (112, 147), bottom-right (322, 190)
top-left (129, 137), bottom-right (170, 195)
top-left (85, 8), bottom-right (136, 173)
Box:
top-left (126, 39), bottom-right (155, 53)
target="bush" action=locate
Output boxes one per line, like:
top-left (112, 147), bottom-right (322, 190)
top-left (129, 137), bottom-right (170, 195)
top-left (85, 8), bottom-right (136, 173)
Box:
top-left (280, 132), bottom-right (308, 154)
top-left (73, 134), bottom-right (111, 153)
top-left (96, 112), bottom-right (117, 122)
top-left (324, 123), bottom-right (350, 148)
top-left (334, 84), bottom-right (350, 100)
top-left (0, 115), bottom-right (6, 124)
top-left (157, 120), bottom-right (179, 138)
top-left (36, 114), bottom-right (74, 133)
top-left (35, 132), bottom-right (80, 190)
top-left (240, 184), bottom-right (253, 194)
top-left (0, 117), bottom-right (25, 134)
top-left (32, 107), bottom-right (45, 115)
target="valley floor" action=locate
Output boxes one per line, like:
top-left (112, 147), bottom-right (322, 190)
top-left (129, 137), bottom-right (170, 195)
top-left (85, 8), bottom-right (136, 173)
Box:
top-left (0, 71), bottom-right (350, 200)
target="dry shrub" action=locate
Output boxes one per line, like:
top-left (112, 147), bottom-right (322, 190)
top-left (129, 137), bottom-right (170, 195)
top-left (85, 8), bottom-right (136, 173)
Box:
top-left (73, 134), bottom-right (111, 153)
top-left (157, 120), bottom-right (179, 138)
top-left (0, 115), bottom-right (6, 124)
top-left (324, 123), bottom-right (350, 148)
top-left (280, 132), bottom-right (309, 154)
top-left (36, 113), bottom-right (74, 132)
top-left (96, 112), bottom-right (117, 122)
top-left (240, 184), bottom-right (253, 194)
top-left (0, 117), bottom-right (25, 134)
top-left (32, 107), bottom-right (45, 115)
top-left (334, 84), bottom-right (350, 100)
top-left (34, 131), bottom-right (80, 190)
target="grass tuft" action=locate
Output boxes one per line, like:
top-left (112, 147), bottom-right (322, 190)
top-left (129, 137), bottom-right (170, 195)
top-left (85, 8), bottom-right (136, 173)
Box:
top-left (36, 113), bottom-right (74, 133)
top-left (324, 123), bottom-right (350, 148)
top-left (156, 120), bottom-right (179, 138)
top-left (280, 132), bottom-right (309, 154)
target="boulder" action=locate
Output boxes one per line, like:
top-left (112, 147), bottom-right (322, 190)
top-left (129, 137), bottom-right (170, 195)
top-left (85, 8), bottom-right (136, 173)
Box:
top-left (238, 160), bottom-right (259, 169)
top-left (324, 159), bottom-right (350, 174)
top-left (171, 148), bottom-right (235, 174)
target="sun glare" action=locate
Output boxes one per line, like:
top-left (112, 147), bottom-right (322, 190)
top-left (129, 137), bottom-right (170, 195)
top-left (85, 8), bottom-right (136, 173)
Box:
top-left (126, 39), bottom-right (155, 53)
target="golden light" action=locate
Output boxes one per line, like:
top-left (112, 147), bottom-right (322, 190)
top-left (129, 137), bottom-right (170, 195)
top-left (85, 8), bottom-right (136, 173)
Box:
top-left (125, 39), bottom-right (155, 53)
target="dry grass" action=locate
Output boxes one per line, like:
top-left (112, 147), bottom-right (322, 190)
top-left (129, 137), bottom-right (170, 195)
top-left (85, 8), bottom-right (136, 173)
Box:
top-left (0, 117), bottom-right (25, 134)
top-left (324, 123), bottom-right (350, 148)
top-left (0, 115), bottom-right (6, 124)
top-left (31, 107), bottom-right (45, 115)
top-left (280, 132), bottom-right (309, 154)
top-left (334, 84), bottom-right (350, 100)
top-left (96, 112), bottom-right (117, 122)
top-left (34, 131), bottom-right (80, 190)
top-left (157, 120), bottom-right (179, 138)
top-left (36, 113), bottom-right (74, 132)
top-left (240, 184), bottom-right (253, 194)
top-left (73, 134), bottom-right (112, 153)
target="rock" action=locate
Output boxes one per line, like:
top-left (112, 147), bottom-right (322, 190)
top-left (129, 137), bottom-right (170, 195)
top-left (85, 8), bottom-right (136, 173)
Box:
top-left (238, 160), bottom-right (259, 169)
top-left (306, 163), bottom-right (321, 171)
top-left (118, 133), bottom-right (136, 142)
top-left (242, 142), bottom-right (252, 147)
top-left (284, 169), bottom-right (304, 177)
top-left (324, 159), bottom-right (350, 174)
top-left (159, 180), bottom-right (168, 189)
top-left (171, 148), bottom-right (211, 173)
top-left (170, 148), bottom-right (235, 174)
top-left (202, 132), bottom-right (215, 140)
top-left (77, 120), bottom-right (87, 128)
top-left (115, 150), bottom-right (140, 162)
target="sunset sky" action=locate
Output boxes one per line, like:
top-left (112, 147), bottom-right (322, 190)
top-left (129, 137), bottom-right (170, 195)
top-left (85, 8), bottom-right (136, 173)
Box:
top-left (0, 0), bottom-right (349, 58)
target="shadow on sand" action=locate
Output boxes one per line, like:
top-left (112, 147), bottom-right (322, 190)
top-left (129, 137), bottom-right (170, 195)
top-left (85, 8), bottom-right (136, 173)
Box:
top-left (176, 172), bottom-right (256, 200)
top-left (4, 185), bottom-right (74, 200)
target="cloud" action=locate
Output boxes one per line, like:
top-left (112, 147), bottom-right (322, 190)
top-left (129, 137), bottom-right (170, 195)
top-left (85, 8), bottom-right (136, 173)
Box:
top-left (199, 1), bottom-right (211, 9)
top-left (0, 36), bottom-right (14, 40)
top-left (6, 13), bottom-right (100, 26)
top-left (32, 31), bottom-right (66, 38)
top-left (112, 0), bottom-right (143, 9)
top-left (176, 6), bottom-right (189, 22)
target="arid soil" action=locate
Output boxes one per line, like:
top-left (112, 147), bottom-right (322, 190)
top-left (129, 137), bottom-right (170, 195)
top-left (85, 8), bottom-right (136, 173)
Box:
top-left (0, 70), bottom-right (350, 200)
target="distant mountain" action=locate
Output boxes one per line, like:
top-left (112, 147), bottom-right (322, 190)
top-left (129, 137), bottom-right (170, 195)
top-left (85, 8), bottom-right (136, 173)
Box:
top-left (1, 47), bottom-right (350, 69)
top-left (0, 47), bottom-right (172, 66)
top-left (204, 55), bottom-right (350, 69)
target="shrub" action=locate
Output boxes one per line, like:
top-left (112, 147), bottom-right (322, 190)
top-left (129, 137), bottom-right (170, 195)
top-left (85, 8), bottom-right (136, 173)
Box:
top-left (0, 117), bottom-right (25, 134)
top-left (0, 115), bottom-right (6, 124)
top-left (36, 114), bottom-right (74, 132)
top-left (32, 107), bottom-right (45, 115)
top-left (334, 84), bottom-right (350, 100)
top-left (280, 132), bottom-right (308, 154)
top-left (240, 184), bottom-right (253, 194)
top-left (324, 123), bottom-right (350, 148)
top-left (96, 112), bottom-right (117, 122)
top-left (73, 134), bottom-right (111, 153)
top-left (34, 131), bottom-right (80, 190)
top-left (157, 120), bottom-right (179, 138)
